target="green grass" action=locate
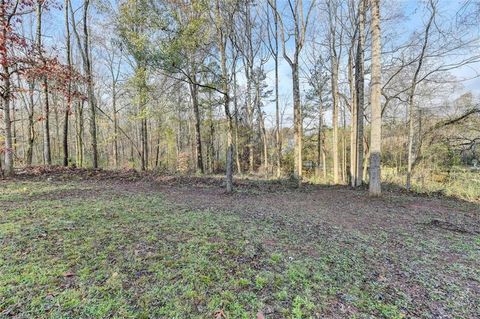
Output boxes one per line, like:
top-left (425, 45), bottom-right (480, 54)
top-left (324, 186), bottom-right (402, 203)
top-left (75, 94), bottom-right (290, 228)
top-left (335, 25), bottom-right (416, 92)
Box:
top-left (1, 181), bottom-right (478, 318)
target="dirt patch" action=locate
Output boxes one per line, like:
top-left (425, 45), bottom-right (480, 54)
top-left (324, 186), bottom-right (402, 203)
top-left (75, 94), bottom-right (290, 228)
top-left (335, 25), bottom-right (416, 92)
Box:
top-left (6, 166), bottom-right (479, 236)
top-left (423, 219), bottom-right (480, 235)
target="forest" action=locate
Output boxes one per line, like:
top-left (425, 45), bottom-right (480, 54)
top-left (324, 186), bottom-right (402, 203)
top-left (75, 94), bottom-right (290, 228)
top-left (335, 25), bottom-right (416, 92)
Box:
top-left (0, 0), bottom-right (478, 197)
top-left (0, 0), bottom-right (480, 318)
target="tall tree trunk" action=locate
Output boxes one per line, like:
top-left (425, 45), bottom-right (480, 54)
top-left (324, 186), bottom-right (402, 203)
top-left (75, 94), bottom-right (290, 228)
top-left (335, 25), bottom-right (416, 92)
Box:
top-left (274, 0), bottom-right (281, 178)
top-left (215, 0), bottom-right (233, 193)
top-left (26, 81), bottom-right (35, 165)
top-left (354, 0), bottom-right (366, 187)
top-left (189, 78), bottom-right (204, 174)
top-left (331, 55), bottom-right (339, 184)
top-left (246, 69), bottom-right (254, 173)
top-left (75, 100), bottom-right (84, 167)
top-left (112, 82), bottom-right (119, 168)
top-left (83, 0), bottom-right (98, 168)
top-left (63, 0), bottom-right (72, 166)
top-left (316, 99), bottom-right (323, 178)
top-left (255, 74), bottom-right (268, 173)
top-left (233, 64), bottom-right (242, 175)
top-left (369, 0), bottom-right (382, 196)
top-left (349, 48), bottom-right (357, 186)
top-left (406, 3), bottom-right (433, 190)
top-left (37, 2), bottom-right (51, 165)
top-left (1, 63), bottom-right (13, 176)
top-left (292, 60), bottom-right (302, 186)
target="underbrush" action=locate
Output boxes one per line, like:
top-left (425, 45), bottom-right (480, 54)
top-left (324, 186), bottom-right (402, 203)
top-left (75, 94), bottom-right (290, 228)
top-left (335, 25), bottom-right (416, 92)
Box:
top-left (383, 167), bottom-right (480, 202)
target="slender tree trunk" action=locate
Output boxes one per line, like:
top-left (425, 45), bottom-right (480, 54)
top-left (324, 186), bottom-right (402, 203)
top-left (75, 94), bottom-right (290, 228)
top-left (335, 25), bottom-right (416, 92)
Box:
top-left (2, 65), bottom-right (13, 176)
top-left (273, 0), bottom-right (281, 178)
top-left (331, 55), bottom-right (339, 184)
top-left (36, 2), bottom-right (51, 165)
top-left (255, 75), bottom-right (268, 173)
top-left (355, 0), bottom-right (366, 187)
top-left (233, 65), bottom-right (242, 175)
top-left (275, 56), bottom-right (281, 178)
top-left (246, 70), bottom-right (254, 173)
top-left (406, 2), bottom-right (433, 190)
top-left (83, 0), bottom-right (98, 168)
top-left (292, 60), bottom-right (303, 186)
top-left (215, 0), bottom-right (233, 192)
top-left (75, 100), bottom-right (84, 167)
top-left (189, 79), bottom-right (204, 174)
top-left (316, 99), bottom-right (323, 178)
top-left (63, 0), bottom-right (72, 166)
top-left (42, 82), bottom-right (51, 165)
top-left (26, 81), bottom-right (35, 165)
top-left (369, 0), bottom-right (382, 196)
top-left (112, 83), bottom-right (119, 168)
top-left (349, 49), bottom-right (357, 186)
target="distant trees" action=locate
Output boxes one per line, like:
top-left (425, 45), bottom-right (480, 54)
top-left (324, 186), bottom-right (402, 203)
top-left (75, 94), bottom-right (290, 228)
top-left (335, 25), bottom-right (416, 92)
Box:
top-left (1, 0), bottom-right (479, 197)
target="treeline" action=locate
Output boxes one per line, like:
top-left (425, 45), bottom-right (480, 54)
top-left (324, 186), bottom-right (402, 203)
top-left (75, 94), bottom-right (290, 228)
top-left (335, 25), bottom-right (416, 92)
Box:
top-left (1, 0), bottom-right (479, 195)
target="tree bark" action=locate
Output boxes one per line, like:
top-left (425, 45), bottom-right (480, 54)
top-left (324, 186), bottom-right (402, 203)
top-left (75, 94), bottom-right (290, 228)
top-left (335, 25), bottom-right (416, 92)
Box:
top-left (354, 0), bottom-right (366, 187)
top-left (1, 65), bottom-right (13, 176)
top-left (26, 81), bottom-right (35, 165)
top-left (189, 79), bottom-right (204, 174)
top-left (273, 0), bottom-right (281, 178)
top-left (232, 64), bottom-right (242, 175)
top-left (292, 61), bottom-right (303, 186)
top-left (369, 0), bottom-right (382, 196)
top-left (331, 55), bottom-right (339, 184)
top-left (83, 0), bottom-right (98, 168)
top-left (36, 2), bottom-right (51, 165)
top-left (63, 0), bottom-right (72, 166)
top-left (215, 0), bottom-right (233, 192)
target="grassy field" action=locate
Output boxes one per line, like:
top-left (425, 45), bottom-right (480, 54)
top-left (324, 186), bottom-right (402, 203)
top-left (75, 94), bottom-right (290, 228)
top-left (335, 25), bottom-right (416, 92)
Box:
top-left (1, 173), bottom-right (479, 318)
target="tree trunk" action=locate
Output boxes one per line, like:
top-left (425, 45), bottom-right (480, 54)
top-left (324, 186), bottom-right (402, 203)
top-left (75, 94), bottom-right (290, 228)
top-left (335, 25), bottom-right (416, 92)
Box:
top-left (354, 0), bottom-right (366, 187)
top-left (63, 0), bottom-right (71, 167)
top-left (36, 2), bottom-right (51, 165)
top-left (316, 99), bottom-right (323, 178)
top-left (406, 2), bottom-right (433, 190)
top-left (349, 48), bottom-right (357, 186)
top-left (215, 0), bottom-right (233, 193)
top-left (274, 0), bottom-right (281, 178)
top-left (83, 0), bottom-right (98, 168)
top-left (2, 65), bottom-right (13, 176)
top-left (331, 55), bottom-right (339, 184)
top-left (233, 65), bottom-right (242, 175)
top-left (26, 81), bottom-right (35, 165)
top-left (75, 100), bottom-right (84, 167)
top-left (112, 82), bottom-right (119, 168)
top-left (189, 79), bottom-right (204, 174)
top-left (42, 81), bottom-right (52, 165)
top-left (369, 0), bottom-right (382, 196)
top-left (292, 60), bottom-right (303, 187)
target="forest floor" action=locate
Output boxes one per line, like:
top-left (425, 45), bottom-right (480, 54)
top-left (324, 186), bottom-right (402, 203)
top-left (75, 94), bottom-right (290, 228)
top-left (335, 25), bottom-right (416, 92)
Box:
top-left (1, 167), bottom-right (479, 318)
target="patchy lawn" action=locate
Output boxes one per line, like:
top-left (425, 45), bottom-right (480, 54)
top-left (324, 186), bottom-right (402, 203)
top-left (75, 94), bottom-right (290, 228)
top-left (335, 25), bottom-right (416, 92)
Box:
top-left (1, 170), bottom-right (479, 318)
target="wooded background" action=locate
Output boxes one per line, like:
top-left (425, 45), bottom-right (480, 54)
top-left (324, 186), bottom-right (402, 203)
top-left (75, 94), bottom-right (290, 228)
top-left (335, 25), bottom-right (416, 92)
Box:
top-left (1, 0), bottom-right (479, 197)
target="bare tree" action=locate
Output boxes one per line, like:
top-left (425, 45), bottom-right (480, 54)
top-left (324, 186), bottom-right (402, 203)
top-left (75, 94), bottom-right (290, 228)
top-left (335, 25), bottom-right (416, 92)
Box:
top-left (369, 0), bottom-right (382, 196)
top-left (269, 0), bottom-right (315, 186)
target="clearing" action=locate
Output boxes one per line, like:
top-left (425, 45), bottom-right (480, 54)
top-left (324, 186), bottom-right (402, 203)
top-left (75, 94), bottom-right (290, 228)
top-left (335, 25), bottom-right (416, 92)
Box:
top-left (1, 168), bottom-right (479, 318)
